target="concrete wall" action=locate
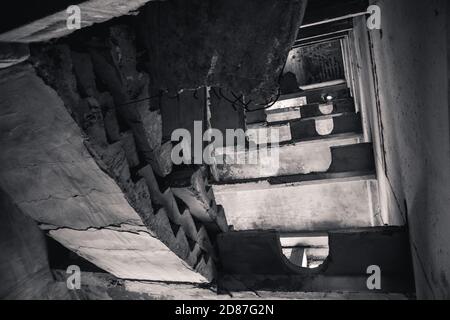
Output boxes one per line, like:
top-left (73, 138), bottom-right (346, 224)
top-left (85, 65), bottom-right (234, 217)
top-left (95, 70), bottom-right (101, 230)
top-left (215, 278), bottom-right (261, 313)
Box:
top-left (0, 64), bottom-right (206, 284)
top-left (0, 189), bottom-right (72, 300)
top-left (368, 0), bottom-right (450, 299)
top-left (350, 16), bottom-right (405, 226)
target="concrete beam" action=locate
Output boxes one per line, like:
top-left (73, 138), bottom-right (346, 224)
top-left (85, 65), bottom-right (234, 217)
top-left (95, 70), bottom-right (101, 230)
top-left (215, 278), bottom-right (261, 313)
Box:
top-left (0, 0), bottom-right (158, 42)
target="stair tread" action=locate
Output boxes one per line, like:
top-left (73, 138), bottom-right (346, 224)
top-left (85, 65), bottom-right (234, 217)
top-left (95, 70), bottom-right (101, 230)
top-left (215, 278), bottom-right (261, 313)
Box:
top-left (212, 171), bottom-right (376, 188)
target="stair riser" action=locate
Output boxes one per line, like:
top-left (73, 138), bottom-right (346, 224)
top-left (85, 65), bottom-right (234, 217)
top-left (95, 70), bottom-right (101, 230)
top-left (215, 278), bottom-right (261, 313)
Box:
top-left (212, 137), bottom-right (363, 181)
top-left (213, 178), bottom-right (380, 232)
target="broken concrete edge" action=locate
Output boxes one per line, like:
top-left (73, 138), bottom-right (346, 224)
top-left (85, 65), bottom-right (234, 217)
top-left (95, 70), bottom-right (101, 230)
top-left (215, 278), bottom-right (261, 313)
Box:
top-left (40, 222), bottom-right (153, 235)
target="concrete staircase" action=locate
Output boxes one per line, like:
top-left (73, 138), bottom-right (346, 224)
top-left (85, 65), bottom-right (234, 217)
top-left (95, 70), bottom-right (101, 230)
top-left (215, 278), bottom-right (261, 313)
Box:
top-left (211, 84), bottom-right (382, 233)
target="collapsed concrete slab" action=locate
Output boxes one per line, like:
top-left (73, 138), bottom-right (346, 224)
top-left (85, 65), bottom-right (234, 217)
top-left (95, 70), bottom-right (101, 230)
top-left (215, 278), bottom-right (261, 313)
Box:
top-left (48, 225), bottom-right (205, 282)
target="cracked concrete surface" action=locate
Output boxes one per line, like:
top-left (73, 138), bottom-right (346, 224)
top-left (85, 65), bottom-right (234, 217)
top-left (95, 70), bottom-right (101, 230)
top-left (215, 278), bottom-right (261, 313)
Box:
top-left (0, 63), bottom-right (206, 283)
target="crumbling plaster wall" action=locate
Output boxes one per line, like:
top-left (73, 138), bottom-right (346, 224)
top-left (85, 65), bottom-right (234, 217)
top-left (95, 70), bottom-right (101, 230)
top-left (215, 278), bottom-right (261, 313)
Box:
top-left (369, 0), bottom-right (450, 299)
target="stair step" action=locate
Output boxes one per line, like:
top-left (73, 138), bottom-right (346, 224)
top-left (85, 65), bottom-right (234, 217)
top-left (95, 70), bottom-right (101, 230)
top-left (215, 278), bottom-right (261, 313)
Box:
top-left (247, 113), bottom-right (362, 146)
top-left (266, 98), bottom-right (355, 124)
top-left (164, 166), bottom-right (230, 236)
top-left (212, 140), bottom-right (371, 182)
top-left (267, 84), bottom-right (351, 112)
top-left (212, 174), bottom-right (380, 232)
